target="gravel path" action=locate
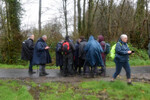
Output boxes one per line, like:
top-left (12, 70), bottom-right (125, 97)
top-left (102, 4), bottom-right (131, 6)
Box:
top-left (0, 66), bottom-right (150, 82)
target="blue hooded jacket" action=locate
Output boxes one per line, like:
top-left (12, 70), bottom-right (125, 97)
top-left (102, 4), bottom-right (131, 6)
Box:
top-left (32, 38), bottom-right (52, 65)
top-left (115, 39), bottom-right (129, 62)
top-left (84, 36), bottom-right (104, 67)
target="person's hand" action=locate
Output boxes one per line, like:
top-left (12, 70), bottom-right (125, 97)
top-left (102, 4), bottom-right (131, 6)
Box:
top-left (127, 51), bottom-right (132, 54)
top-left (45, 46), bottom-right (50, 50)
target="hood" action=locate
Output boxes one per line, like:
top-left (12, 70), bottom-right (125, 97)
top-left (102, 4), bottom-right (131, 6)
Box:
top-left (98, 35), bottom-right (104, 42)
top-left (118, 39), bottom-right (126, 45)
top-left (88, 35), bottom-right (95, 42)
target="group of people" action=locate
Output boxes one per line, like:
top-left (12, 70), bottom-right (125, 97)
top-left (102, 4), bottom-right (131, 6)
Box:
top-left (56, 35), bottom-right (110, 77)
top-left (22, 34), bottom-right (133, 84)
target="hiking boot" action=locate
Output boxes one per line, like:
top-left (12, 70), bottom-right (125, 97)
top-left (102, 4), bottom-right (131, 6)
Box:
top-left (110, 78), bottom-right (115, 82)
top-left (43, 72), bottom-right (49, 75)
top-left (39, 73), bottom-right (46, 76)
top-left (28, 71), bottom-right (36, 74)
top-left (84, 73), bottom-right (90, 78)
top-left (94, 73), bottom-right (98, 78)
top-left (63, 74), bottom-right (68, 77)
top-left (100, 72), bottom-right (106, 77)
top-left (127, 82), bottom-right (133, 86)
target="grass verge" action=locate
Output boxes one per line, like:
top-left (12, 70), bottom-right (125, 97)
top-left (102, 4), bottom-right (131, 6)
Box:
top-left (0, 59), bottom-right (150, 69)
top-left (0, 80), bottom-right (150, 100)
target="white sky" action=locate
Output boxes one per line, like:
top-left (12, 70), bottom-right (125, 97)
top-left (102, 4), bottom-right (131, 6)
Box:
top-left (21, 0), bottom-right (76, 35)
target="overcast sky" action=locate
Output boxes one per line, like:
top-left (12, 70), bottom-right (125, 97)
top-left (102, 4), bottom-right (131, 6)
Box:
top-left (21, 0), bottom-right (76, 34)
top-left (20, 0), bottom-right (140, 34)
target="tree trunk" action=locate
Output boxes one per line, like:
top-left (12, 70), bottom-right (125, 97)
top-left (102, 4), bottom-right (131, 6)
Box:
top-left (2, 0), bottom-right (22, 64)
top-left (74, 0), bottom-right (77, 35)
top-left (116, 0), bottom-right (125, 36)
top-left (63, 0), bottom-right (68, 36)
top-left (82, 0), bottom-right (86, 35)
top-left (39, 0), bottom-right (42, 34)
top-left (146, 0), bottom-right (149, 40)
top-left (108, 0), bottom-right (113, 41)
top-left (78, 0), bottom-right (82, 35)
top-left (92, 0), bottom-right (99, 33)
top-left (87, 0), bottom-right (94, 38)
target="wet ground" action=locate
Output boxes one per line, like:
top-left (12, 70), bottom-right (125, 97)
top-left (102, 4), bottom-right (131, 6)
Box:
top-left (0, 66), bottom-right (150, 83)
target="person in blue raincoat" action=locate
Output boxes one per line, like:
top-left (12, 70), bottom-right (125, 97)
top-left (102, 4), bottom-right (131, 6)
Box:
top-left (84, 35), bottom-right (104, 77)
top-left (32, 35), bottom-right (52, 76)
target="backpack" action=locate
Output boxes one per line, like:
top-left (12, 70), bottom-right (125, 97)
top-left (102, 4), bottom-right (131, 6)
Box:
top-left (104, 43), bottom-right (110, 54)
top-left (62, 41), bottom-right (70, 55)
top-left (56, 43), bottom-right (63, 53)
top-left (21, 40), bottom-right (30, 60)
top-left (101, 41), bottom-right (110, 55)
top-left (110, 42), bottom-right (122, 60)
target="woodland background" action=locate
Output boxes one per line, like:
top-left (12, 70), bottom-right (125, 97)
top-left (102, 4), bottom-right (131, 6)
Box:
top-left (0, 0), bottom-right (150, 65)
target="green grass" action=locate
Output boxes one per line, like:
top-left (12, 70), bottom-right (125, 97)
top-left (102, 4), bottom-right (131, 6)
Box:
top-left (0, 58), bottom-right (150, 69)
top-left (0, 80), bottom-right (150, 100)
top-left (0, 80), bottom-right (33, 100)
top-left (0, 63), bottom-right (59, 69)
top-left (80, 80), bottom-right (150, 100)
top-left (39, 80), bottom-right (150, 100)
top-left (106, 59), bottom-right (150, 67)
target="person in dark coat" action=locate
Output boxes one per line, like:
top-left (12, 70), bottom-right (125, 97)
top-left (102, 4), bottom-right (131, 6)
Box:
top-left (98, 35), bottom-right (106, 76)
top-left (56, 40), bottom-right (64, 72)
top-left (21, 34), bottom-right (35, 74)
top-left (74, 39), bottom-right (80, 73)
top-left (62, 36), bottom-right (75, 76)
top-left (78, 36), bottom-right (87, 74)
top-left (84, 35), bottom-right (104, 77)
top-left (32, 35), bottom-right (52, 76)
top-left (111, 34), bottom-right (132, 85)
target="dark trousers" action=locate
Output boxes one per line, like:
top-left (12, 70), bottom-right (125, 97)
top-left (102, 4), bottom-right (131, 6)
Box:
top-left (60, 66), bottom-right (63, 70)
top-left (113, 61), bottom-right (131, 79)
top-left (29, 59), bottom-right (33, 72)
top-left (39, 64), bottom-right (46, 73)
top-left (78, 58), bottom-right (85, 73)
top-left (63, 53), bottom-right (74, 75)
top-left (84, 61), bottom-right (98, 74)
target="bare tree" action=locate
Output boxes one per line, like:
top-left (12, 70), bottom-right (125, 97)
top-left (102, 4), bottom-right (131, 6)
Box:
top-left (74, 0), bottom-right (77, 35)
top-left (87, 0), bottom-right (94, 38)
top-left (39, 0), bottom-right (42, 34)
top-left (146, 0), bottom-right (149, 39)
top-left (108, 0), bottom-right (113, 41)
top-left (78, 0), bottom-right (82, 35)
top-left (82, 0), bottom-right (86, 35)
top-left (62, 0), bottom-right (68, 36)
